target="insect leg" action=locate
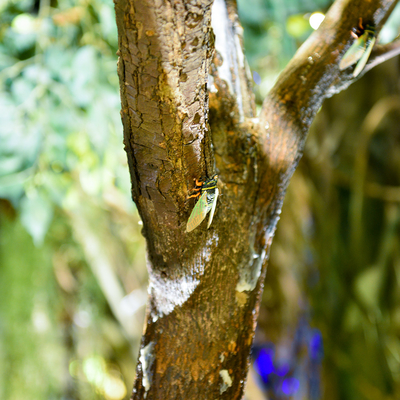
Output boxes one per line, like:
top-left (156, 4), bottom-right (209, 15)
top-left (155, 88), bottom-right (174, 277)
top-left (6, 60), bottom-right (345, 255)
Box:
top-left (194, 178), bottom-right (203, 187)
top-left (187, 191), bottom-right (201, 199)
top-left (358, 17), bottom-right (363, 31)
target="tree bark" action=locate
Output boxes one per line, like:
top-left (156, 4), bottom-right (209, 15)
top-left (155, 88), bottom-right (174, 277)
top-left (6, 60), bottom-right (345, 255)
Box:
top-left (113, 0), bottom-right (399, 398)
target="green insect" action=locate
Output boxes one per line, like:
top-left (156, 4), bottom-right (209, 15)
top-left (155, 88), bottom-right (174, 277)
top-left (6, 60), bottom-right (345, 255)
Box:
top-left (339, 19), bottom-right (376, 77)
top-left (186, 175), bottom-right (219, 232)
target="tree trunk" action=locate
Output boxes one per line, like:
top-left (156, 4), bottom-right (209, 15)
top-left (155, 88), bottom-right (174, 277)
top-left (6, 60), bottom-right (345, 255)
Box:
top-left (113, 0), bottom-right (400, 398)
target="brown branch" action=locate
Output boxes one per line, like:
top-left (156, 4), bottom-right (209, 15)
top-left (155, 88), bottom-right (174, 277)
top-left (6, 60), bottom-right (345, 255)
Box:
top-left (257, 0), bottom-right (399, 206)
top-left (365, 39), bottom-right (400, 73)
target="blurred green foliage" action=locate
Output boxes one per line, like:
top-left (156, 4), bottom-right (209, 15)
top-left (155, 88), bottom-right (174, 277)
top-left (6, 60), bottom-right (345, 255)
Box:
top-left (1, 0), bottom-right (400, 399)
top-left (0, 0), bottom-right (146, 398)
top-left (237, 0), bottom-right (333, 100)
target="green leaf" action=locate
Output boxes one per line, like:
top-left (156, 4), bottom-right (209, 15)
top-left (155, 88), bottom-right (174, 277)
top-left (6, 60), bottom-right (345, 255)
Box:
top-left (354, 265), bottom-right (383, 309)
top-left (286, 14), bottom-right (311, 39)
top-left (70, 46), bottom-right (98, 107)
top-left (20, 193), bottom-right (53, 246)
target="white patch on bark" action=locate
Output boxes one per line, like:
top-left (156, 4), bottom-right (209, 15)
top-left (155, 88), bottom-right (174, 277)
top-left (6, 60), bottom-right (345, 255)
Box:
top-left (139, 341), bottom-right (155, 396)
top-left (233, 33), bottom-right (245, 122)
top-left (236, 208), bottom-right (282, 292)
top-left (208, 74), bottom-right (218, 93)
top-left (211, 0), bottom-right (245, 122)
top-left (149, 275), bottom-right (200, 316)
top-left (149, 234), bottom-right (218, 317)
top-left (219, 369), bottom-right (233, 393)
top-left (236, 249), bottom-right (266, 292)
top-left (211, 0), bottom-right (233, 92)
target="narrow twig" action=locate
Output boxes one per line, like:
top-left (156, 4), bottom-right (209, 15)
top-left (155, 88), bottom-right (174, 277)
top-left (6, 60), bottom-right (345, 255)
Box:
top-left (365, 39), bottom-right (400, 73)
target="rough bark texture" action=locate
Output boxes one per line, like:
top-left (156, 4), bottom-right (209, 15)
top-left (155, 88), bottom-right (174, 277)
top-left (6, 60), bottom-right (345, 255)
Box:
top-left (113, 0), bottom-right (399, 398)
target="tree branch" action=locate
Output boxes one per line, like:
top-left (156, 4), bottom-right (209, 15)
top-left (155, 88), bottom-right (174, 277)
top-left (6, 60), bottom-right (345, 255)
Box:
top-left (365, 39), bottom-right (400, 73)
top-left (258, 0), bottom-right (399, 203)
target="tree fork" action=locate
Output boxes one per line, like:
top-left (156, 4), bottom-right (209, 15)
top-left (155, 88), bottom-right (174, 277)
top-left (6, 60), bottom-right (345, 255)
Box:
top-left (113, 0), bottom-right (399, 398)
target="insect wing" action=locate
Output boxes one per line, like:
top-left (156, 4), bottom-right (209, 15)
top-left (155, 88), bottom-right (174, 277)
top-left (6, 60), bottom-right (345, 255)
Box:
top-left (207, 188), bottom-right (219, 229)
top-left (353, 35), bottom-right (375, 77)
top-left (339, 35), bottom-right (367, 70)
top-left (186, 191), bottom-right (209, 232)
